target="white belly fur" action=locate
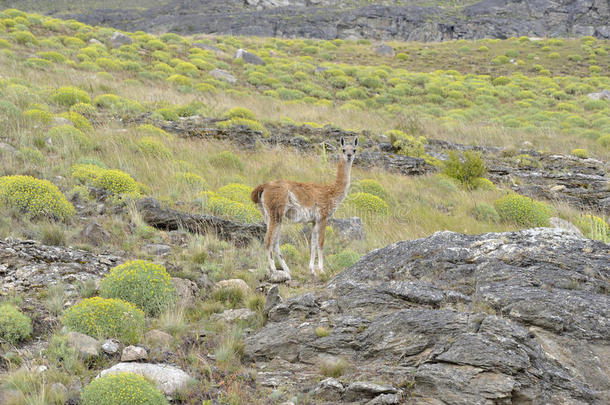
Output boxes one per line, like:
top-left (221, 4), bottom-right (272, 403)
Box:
top-left (284, 191), bottom-right (318, 223)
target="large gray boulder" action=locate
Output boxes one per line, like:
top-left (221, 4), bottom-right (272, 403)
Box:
top-left (234, 49), bottom-right (266, 65)
top-left (99, 363), bottom-right (191, 395)
top-left (67, 332), bottom-right (100, 359)
top-left (244, 228), bottom-right (609, 404)
top-left (109, 31), bottom-right (132, 48)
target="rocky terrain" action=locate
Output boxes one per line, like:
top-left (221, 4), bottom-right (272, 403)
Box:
top-left (9, 0), bottom-right (610, 40)
top-left (137, 115), bottom-right (610, 214)
top-left (246, 227), bottom-right (610, 403)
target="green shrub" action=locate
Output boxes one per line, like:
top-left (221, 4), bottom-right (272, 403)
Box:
top-left (209, 151), bottom-right (244, 170)
top-left (212, 286), bottom-right (245, 308)
top-left (597, 134), bottom-right (610, 148)
top-left (24, 57), bottom-right (53, 69)
top-left (442, 151), bottom-right (487, 189)
top-left (23, 108), bottom-right (53, 125)
top-left (473, 203), bottom-right (500, 223)
top-left (571, 148), bottom-right (588, 158)
top-left (492, 76), bottom-right (510, 86)
top-left (280, 243), bottom-right (300, 263)
top-left (174, 172), bottom-right (207, 188)
top-left (494, 193), bottom-right (552, 227)
top-left (153, 107), bottom-right (178, 121)
top-left (0, 303), bottom-right (32, 344)
top-left (354, 179), bottom-right (386, 200)
top-left (51, 86), bottom-right (91, 107)
top-left (0, 175), bottom-right (75, 220)
top-left (71, 164), bottom-right (138, 195)
top-left (62, 297), bottom-right (145, 344)
top-left (81, 372), bottom-right (169, 405)
top-left (216, 183), bottom-right (252, 204)
top-left (359, 75), bottom-right (382, 89)
top-left (218, 117), bottom-right (268, 135)
top-left (100, 260), bottom-right (176, 315)
top-left (200, 191), bottom-right (262, 223)
top-left (93, 94), bottom-right (123, 109)
top-left (329, 75), bottom-right (348, 88)
top-left (388, 130), bottom-right (427, 158)
top-left (327, 249), bottom-right (360, 272)
top-left (470, 177), bottom-right (496, 190)
top-left (135, 124), bottom-right (169, 138)
top-left (477, 46), bottom-right (489, 52)
top-left (48, 124), bottom-right (92, 150)
top-left (11, 30), bottom-right (38, 45)
top-left (166, 74), bottom-right (191, 86)
top-left (491, 55), bottom-right (510, 65)
top-left (135, 137), bottom-right (171, 158)
top-left (60, 111), bottom-right (93, 132)
top-left (344, 192), bottom-right (389, 216)
top-left (575, 214), bottom-right (609, 242)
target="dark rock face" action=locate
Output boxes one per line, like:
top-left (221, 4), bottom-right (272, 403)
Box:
top-left (57, 0), bottom-right (609, 40)
top-left (244, 228), bottom-right (610, 403)
top-left (0, 238), bottom-right (121, 292)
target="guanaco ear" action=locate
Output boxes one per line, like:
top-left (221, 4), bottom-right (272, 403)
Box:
top-left (353, 137), bottom-right (358, 147)
top-left (340, 137), bottom-right (345, 147)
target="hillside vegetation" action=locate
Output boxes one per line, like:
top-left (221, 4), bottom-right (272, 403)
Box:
top-left (0, 7), bottom-right (608, 405)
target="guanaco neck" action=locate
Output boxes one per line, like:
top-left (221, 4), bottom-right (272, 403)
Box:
top-left (332, 156), bottom-right (352, 200)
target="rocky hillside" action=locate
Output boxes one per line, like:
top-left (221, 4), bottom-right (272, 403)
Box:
top-left (247, 227), bottom-right (610, 403)
top-left (6, 0), bottom-right (610, 40)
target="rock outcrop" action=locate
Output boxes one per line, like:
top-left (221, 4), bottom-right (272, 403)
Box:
top-left (244, 228), bottom-right (610, 403)
top-left (0, 238), bottom-right (121, 293)
top-left (57, 0), bottom-right (610, 41)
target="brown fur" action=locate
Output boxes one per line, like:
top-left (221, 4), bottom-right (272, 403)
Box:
top-left (252, 138), bottom-right (357, 278)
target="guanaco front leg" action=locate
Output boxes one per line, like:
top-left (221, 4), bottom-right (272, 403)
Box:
top-left (309, 221), bottom-right (319, 274)
top-left (316, 218), bottom-right (327, 274)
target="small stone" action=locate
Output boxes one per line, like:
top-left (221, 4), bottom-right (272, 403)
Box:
top-left (80, 221), bottom-right (111, 246)
top-left (210, 308), bottom-right (258, 323)
top-left (109, 31), bottom-right (132, 48)
top-left (0, 142), bottom-right (18, 154)
top-left (101, 339), bottom-right (120, 355)
top-left (313, 377), bottom-right (344, 401)
top-left (34, 365), bottom-right (48, 373)
top-left (143, 244), bottom-right (171, 256)
top-left (50, 382), bottom-right (68, 395)
top-left (144, 329), bottom-right (173, 347)
top-left (264, 285), bottom-right (283, 315)
top-left (549, 217), bottom-right (584, 237)
top-left (234, 48), bottom-right (266, 65)
top-left (88, 38), bottom-right (102, 45)
top-left (587, 90), bottom-right (610, 100)
top-left (375, 44), bottom-right (395, 57)
top-left (172, 277), bottom-right (199, 307)
top-left (210, 69), bottom-right (237, 83)
top-left (215, 279), bottom-right (252, 293)
top-left (121, 345), bottom-right (148, 362)
top-left (67, 331), bottom-right (100, 359)
top-left (344, 382), bottom-right (398, 402)
top-left (268, 270), bottom-right (291, 283)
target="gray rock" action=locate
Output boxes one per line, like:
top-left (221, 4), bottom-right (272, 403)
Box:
top-left (268, 270), bottom-right (291, 283)
top-left (549, 217), bottom-right (584, 237)
top-left (101, 339), bottom-right (120, 355)
top-left (99, 363), bottom-right (191, 395)
top-left (172, 277), bottom-right (199, 307)
top-left (0, 238), bottom-right (121, 293)
top-left (67, 332), bottom-right (100, 359)
top-left (143, 243), bottom-right (171, 256)
top-left (313, 377), bottom-right (344, 401)
top-left (0, 142), bottom-right (17, 154)
top-left (50, 382), bottom-right (68, 395)
top-left (587, 90), bottom-right (610, 100)
top-left (235, 48), bottom-right (266, 65)
top-left (245, 228), bottom-right (609, 403)
top-left (52, 116), bottom-right (73, 127)
top-left (375, 44), bottom-right (395, 57)
top-left (210, 68), bottom-right (237, 83)
top-left (192, 42), bottom-right (222, 54)
top-left (80, 221), bottom-right (111, 246)
top-left (329, 217), bottom-right (365, 240)
top-left (121, 345), bottom-right (148, 362)
top-left (215, 278), bottom-right (251, 293)
top-left (144, 329), bottom-right (173, 347)
top-left (88, 38), bottom-right (102, 45)
top-left (210, 308), bottom-right (258, 323)
top-left (109, 31), bottom-right (132, 48)
top-left (264, 285), bottom-right (283, 315)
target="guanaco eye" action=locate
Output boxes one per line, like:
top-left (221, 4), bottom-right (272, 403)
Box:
top-left (342, 149), bottom-right (345, 153)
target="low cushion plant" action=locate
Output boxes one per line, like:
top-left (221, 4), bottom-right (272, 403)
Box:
top-left (0, 175), bottom-right (75, 220)
top-left (81, 372), bottom-right (169, 405)
top-left (344, 192), bottom-right (389, 216)
top-left (62, 297), bottom-right (145, 344)
top-left (0, 303), bottom-right (33, 344)
top-left (494, 193), bottom-right (552, 227)
top-left (100, 260), bottom-right (176, 315)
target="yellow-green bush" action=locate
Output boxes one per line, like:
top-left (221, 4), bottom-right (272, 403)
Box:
top-left (344, 192), bottom-right (389, 216)
top-left (174, 172), bottom-right (207, 188)
top-left (209, 151), bottom-right (244, 170)
top-left (71, 164), bottom-right (138, 195)
top-left (48, 124), bottom-right (92, 150)
top-left (473, 203), bottom-right (500, 223)
top-left (23, 108), bottom-right (53, 125)
top-left (494, 193), bottom-right (552, 227)
top-left (166, 74), bottom-right (191, 86)
top-left (135, 136), bottom-right (171, 158)
top-left (62, 297), bottom-right (145, 344)
top-left (93, 94), bottom-right (123, 109)
top-left (470, 177), bottom-right (497, 190)
top-left (11, 30), bottom-right (38, 45)
top-left (218, 117), bottom-right (268, 136)
top-left (387, 130), bottom-right (426, 158)
top-left (443, 151), bottom-right (487, 189)
top-left (0, 303), bottom-right (32, 344)
top-left (50, 86), bottom-right (91, 106)
top-left (225, 107), bottom-right (256, 120)
top-left (100, 260), bottom-right (176, 315)
top-left (571, 148), bottom-right (588, 158)
top-left (597, 134), bottom-right (610, 148)
top-left (216, 183), bottom-right (252, 204)
top-left (353, 179), bottom-right (387, 200)
top-left (327, 249), bottom-right (361, 272)
top-left (199, 191), bottom-right (262, 223)
top-left (59, 111), bottom-right (93, 132)
top-left (0, 175), bottom-right (75, 220)
top-left (135, 124), bottom-right (170, 138)
top-left (280, 243), bottom-right (300, 263)
top-left (81, 372), bottom-right (169, 405)
top-left (576, 214), bottom-right (609, 242)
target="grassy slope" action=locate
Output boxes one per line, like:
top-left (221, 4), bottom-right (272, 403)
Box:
top-left (0, 7), bottom-right (608, 405)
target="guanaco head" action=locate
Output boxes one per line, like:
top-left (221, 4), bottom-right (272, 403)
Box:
top-left (340, 137), bottom-right (358, 163)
